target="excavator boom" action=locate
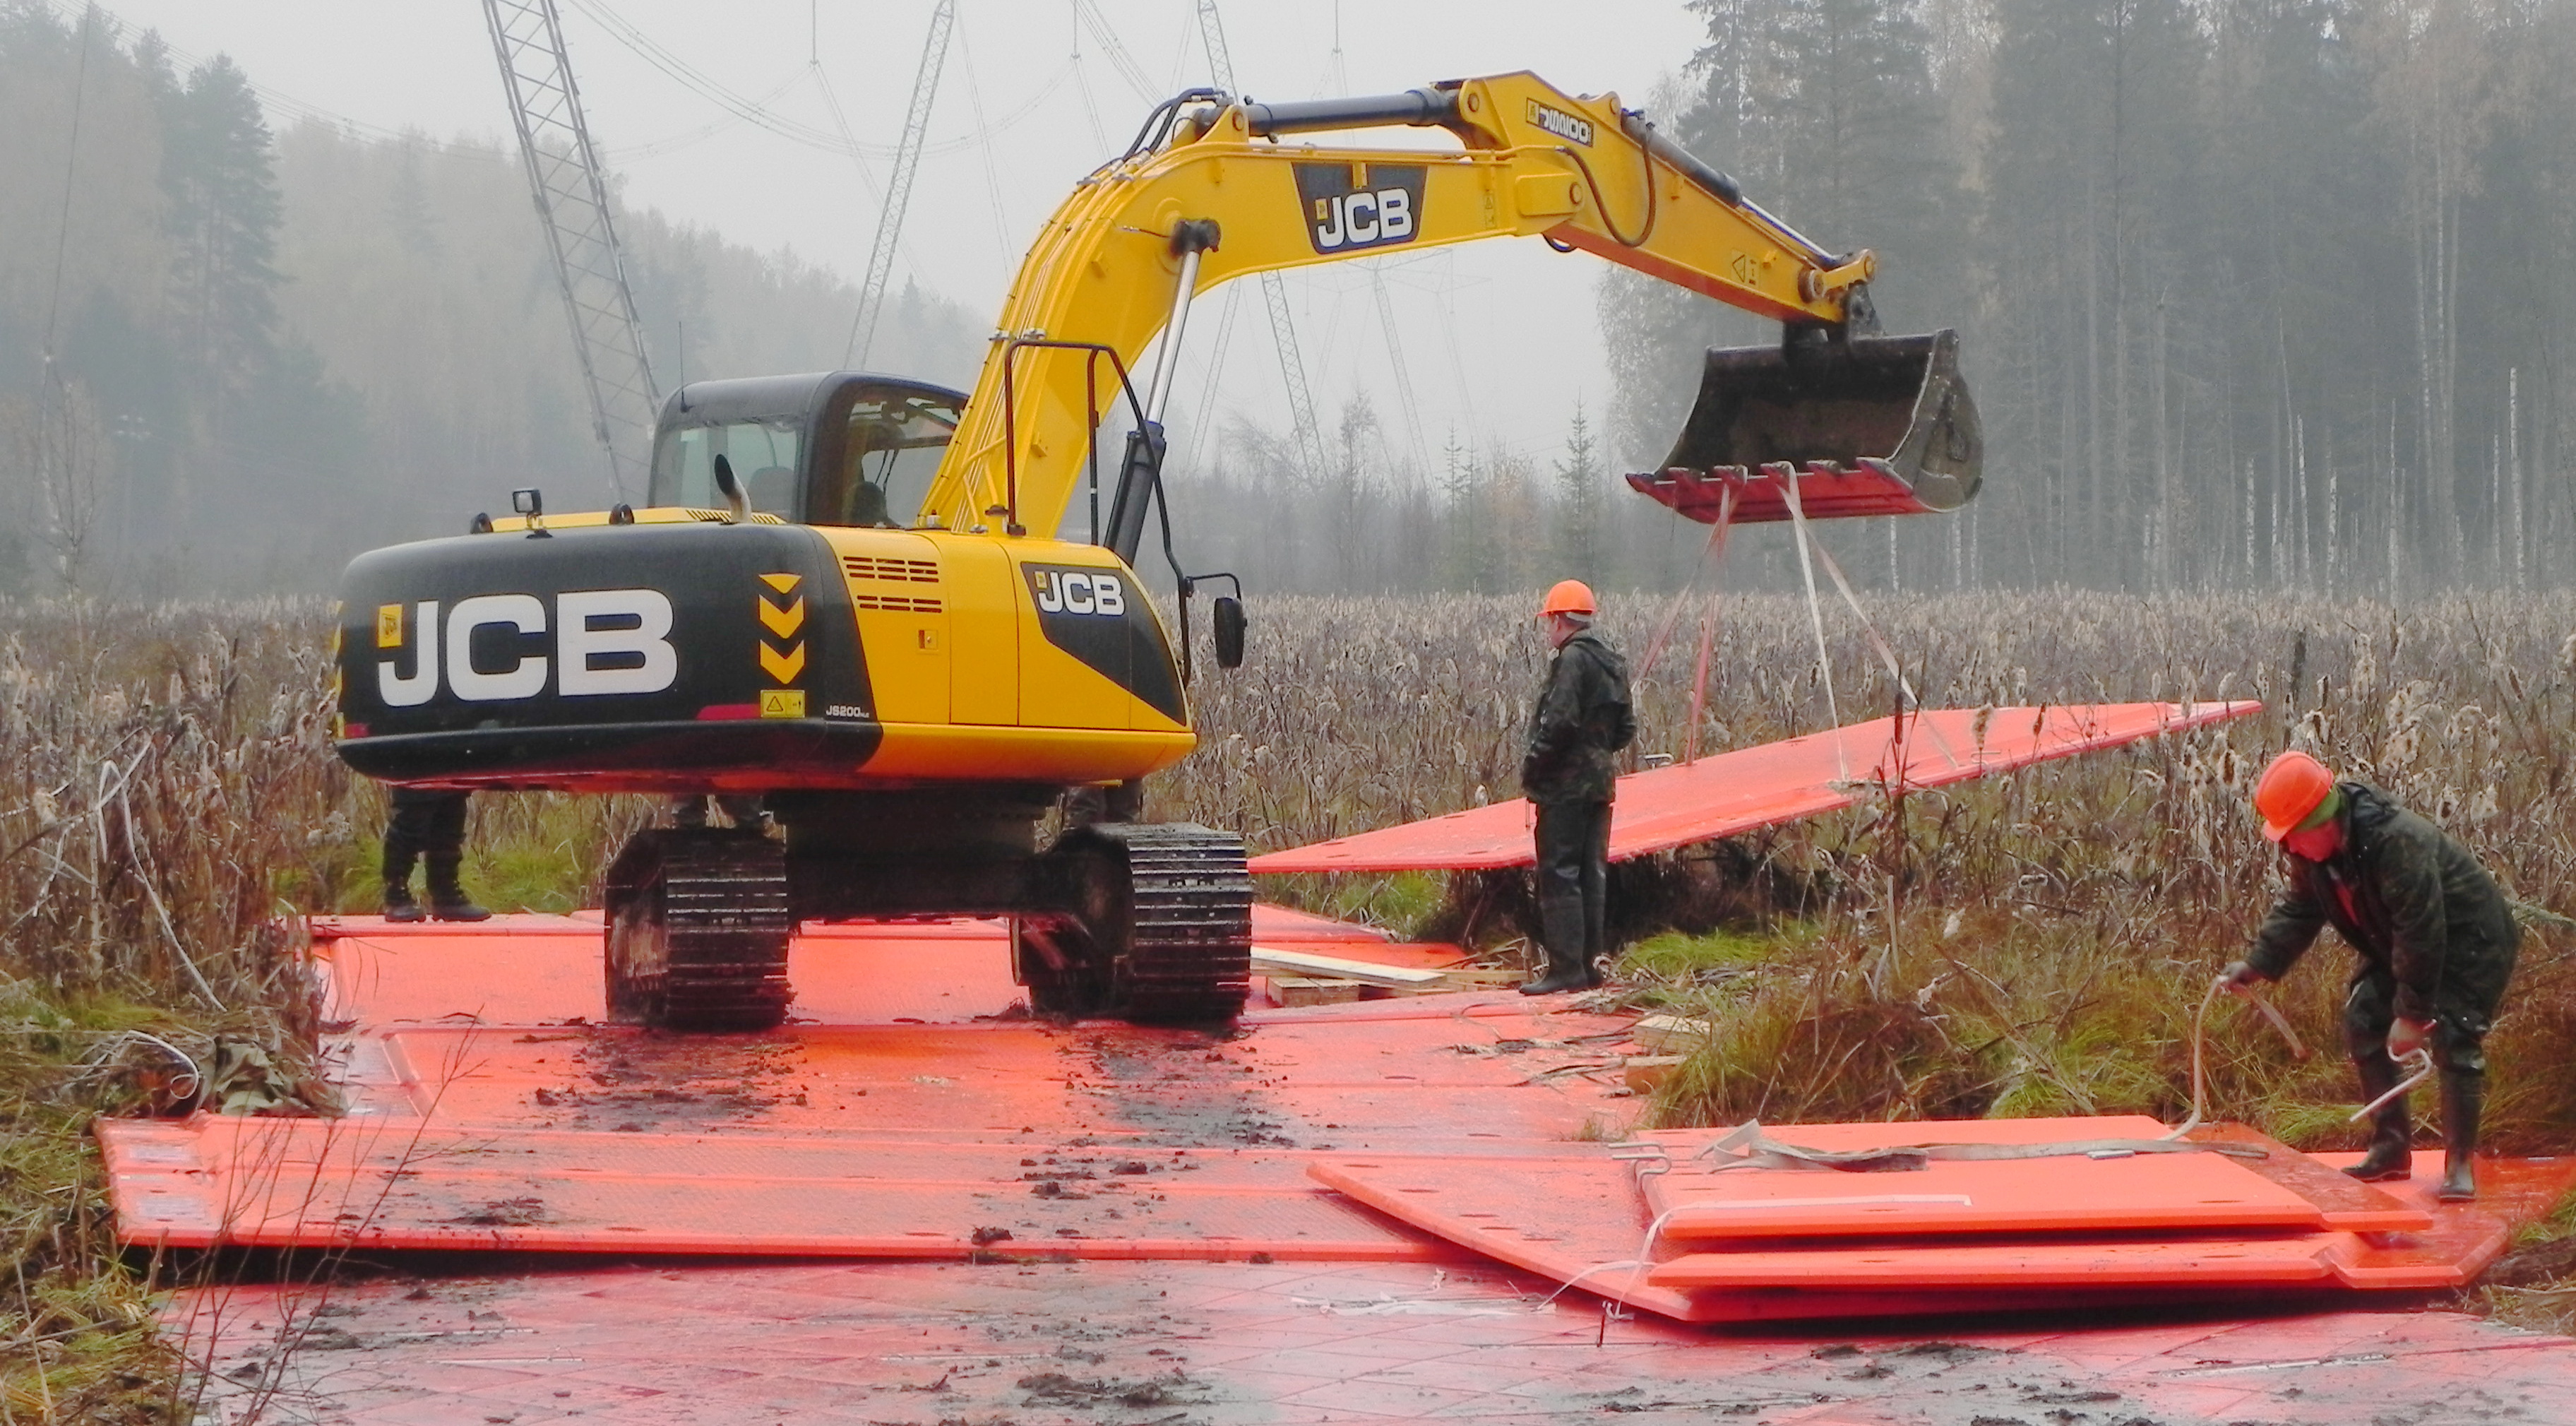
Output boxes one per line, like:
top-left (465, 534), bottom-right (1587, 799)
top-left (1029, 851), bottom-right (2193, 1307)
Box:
top-left (916, 72), bottom-right (1979, 540)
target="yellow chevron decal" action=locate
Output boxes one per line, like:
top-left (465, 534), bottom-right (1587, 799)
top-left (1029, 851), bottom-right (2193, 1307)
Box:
top-left (759, 641), bottom-right (806, 683)
top-left (759, 572), bottom-right (801, 593)
top-left (757, 594), bottom-right (806, 638)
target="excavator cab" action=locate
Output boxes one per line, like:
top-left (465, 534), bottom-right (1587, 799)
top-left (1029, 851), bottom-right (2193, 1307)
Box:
top-left (647, 372), bottom-right (967, 528)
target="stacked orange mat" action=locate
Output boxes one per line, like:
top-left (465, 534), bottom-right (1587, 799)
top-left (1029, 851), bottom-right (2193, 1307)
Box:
top-left (1311, 1116), bottom-right (2575, 1324)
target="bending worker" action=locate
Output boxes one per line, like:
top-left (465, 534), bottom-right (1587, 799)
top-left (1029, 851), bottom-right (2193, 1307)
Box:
top-left (2223, 750), bottom-right (2518, 1201)
top-left (1519, 580), bottom-right (1635, 995)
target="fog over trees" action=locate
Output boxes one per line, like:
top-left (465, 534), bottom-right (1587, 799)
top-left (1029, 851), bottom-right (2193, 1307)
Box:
top-left (5, 0), bottom-right (2576, 598)
top-left (0, 4), bottom-right (982, 594)
top-left (1602, 0), bottom-right (2576, 596)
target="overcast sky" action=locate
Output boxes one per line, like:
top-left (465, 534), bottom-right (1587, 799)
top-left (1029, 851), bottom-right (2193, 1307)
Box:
top-left (88, 0), bottom-right (1711, 472)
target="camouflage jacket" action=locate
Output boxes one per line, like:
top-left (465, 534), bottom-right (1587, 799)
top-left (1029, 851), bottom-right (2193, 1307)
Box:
top-left (2248, 780), bottom-right (2520, 1027)
top-left (1520, 629), bottom-right (1635, 805)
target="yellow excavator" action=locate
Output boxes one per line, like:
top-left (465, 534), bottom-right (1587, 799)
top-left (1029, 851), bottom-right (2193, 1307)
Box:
top-left (331, 73), bottom-right (1981, 1031)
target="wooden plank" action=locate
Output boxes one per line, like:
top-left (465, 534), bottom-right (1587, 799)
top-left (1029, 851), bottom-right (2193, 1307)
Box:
top-left (1632, 1015), bottom-right (1712, 1054)
top-left (1623, 1055), bottom-right (1684, 1094)
top-left (1267, 975), bottom-right (1366, 1008)
top-left (1250, 946), bottom-right (1448, 987)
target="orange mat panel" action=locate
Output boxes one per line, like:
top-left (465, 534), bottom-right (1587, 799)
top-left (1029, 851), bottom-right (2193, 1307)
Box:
top-left (315, 906), bottom-right (1442, 1030)
top-left (1645, 1237), bottom-right (2336, 1290)
top-left (106, 917), bottom-right (1647, 1264)
top-left (2312, 1152), bottom-right (2576, 1289)
top-left (1250, 701), bottom-right (2258, 873)
top-left (1308, 1138), bottom-right (2575, 1323)
top-left (1303, 1153), bottom-right (2308, 1325)
top-left (1307, 1153), bottom-right (1709, 1321)
top-left (100, 1117), bottom-right (1457, 1262)
top-left (357, 1013), bottom-right (1635, 1141)
top-left (1635, 1116), bottom-right (2421, 1240)
top-left (2185, 1122), bottom-right (2433, 1231)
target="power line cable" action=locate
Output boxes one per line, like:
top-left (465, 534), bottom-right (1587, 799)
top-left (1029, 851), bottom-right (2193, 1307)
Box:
top-left (40, 4), bottom-right (97, 373)
top-left (1073, 0), bottom-right (1157, 102)
top-left (953, 13), bottom-right (1018, 279)
top-left (1183, 284), bottom-right (1244, 474)
top-left (566, 0), bottom-right (1068, 162)
top-left (1069, 1), bottom-right (1107, 153)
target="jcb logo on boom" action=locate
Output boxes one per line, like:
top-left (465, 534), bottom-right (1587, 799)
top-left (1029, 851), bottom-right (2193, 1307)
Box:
top-left (374, 589), bottom-right (677, 706)
top-left (1293, 162), bottom-right (1426, 255)
top-left (1028, 568), bottom-right (1127, 617)
top-left (1525, 100), bottom-right (1594, 147)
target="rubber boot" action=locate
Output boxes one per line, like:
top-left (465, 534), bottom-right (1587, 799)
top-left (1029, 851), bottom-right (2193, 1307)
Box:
top-left (1520, 895), bottom-right (1590, 995)
top-left (2437, 1070), bottom-right (2483, 1203)
top-left (382, 877), bottom-right (425, 924)
top-left (382, 836), bottom-right (425, 922)
top-left (2345, 1050), bottom-right (2414, 1182)
top-left (424, 855), bottom-right (492, 922)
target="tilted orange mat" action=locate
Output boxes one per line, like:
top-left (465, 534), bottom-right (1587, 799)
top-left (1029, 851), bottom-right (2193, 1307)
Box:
top-left (1251, 701), bottom-right (2258, 873)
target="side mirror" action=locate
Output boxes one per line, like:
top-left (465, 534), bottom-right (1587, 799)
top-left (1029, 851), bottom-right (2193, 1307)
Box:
top-left (1212, 595), bottom-right (1246, 670)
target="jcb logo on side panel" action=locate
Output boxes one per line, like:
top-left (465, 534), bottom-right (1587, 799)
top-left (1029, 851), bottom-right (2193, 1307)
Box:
top-left (374, 589), bottom-right (677, 706)
top-left (1294, 162), bottom-right (1426, 255)
top-left (1029, 568), bottom-right (1127, 617)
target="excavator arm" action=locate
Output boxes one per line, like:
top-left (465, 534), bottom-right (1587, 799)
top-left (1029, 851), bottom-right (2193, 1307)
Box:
top-left (916, 71), bottom-right (1979, 542)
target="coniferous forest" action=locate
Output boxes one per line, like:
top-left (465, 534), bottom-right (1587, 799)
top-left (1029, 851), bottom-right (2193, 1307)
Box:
top-left (6, 0), bottom-right (2576, 597)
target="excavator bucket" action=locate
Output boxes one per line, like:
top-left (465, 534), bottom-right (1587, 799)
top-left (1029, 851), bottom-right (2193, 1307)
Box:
top-left (1628, 328), bottom-right (1981, 524)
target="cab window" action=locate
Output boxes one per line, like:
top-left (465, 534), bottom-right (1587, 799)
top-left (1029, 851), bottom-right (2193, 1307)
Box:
top-left (809, 389), bottom-right (961, 528)
top-left (648, 420), bottom-right (804, 518)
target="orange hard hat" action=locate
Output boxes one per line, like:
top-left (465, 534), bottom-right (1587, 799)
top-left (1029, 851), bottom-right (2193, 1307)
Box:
top-left (1540, 580), bottom-right (1596, 618)
top-left (2253, 750), bottom-right (2336, 842)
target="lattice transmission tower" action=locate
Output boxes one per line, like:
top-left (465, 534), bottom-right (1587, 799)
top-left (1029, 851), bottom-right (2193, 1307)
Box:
top-left (845, 0), bottom-right (955, 367)
top-left (483, 0), bottom-right (660, 497)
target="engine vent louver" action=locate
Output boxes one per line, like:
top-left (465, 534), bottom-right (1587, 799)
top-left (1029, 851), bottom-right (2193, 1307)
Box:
top-left (840, 555), bottom-right (943, 614)
top-left (849, 593), bottom-right (945, 614)
top-left (840, 556), bottom-right (941, 583)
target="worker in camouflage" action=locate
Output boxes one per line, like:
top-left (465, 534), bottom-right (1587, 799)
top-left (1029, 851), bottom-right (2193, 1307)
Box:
top-left (2224, 751), bottom-right (2519, 1202)
top-left (1520, 581), bottom-right (1635, 995)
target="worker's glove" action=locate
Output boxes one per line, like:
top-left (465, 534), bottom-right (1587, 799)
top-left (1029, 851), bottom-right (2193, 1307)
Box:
top-left (2387, 1016), bottom-right (2434, 1060)
top-left (2219, 961), bottom-right (2270, 992)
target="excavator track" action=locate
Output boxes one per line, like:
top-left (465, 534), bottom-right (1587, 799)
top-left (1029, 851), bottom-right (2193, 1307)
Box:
top-left (1104, 822), bottom-right (1253, 1023)
top-left (603, 828), bottom-right (793, 1033)
top-left (1019, 822), bottom-right (1251, 1023)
